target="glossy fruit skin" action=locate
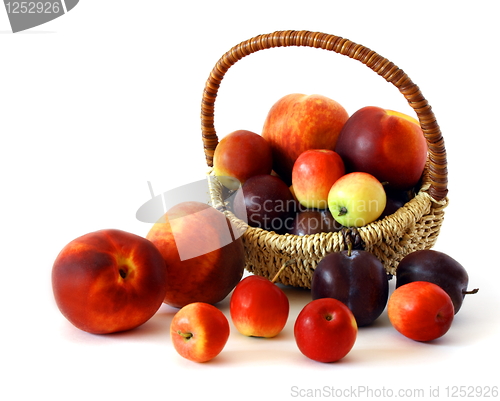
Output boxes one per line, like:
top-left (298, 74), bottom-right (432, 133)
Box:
top-left (388, 281), bottom-right (454, 342)
top-left (289, 209), bottom-right (343, 236)
top-left (213, 130), bottom-right (273, 190)
top-left (170, 302), bottom-right (230, 363)
top-left (230, 275), bottom-right (289, 338)
top-left (146, 201), bottom-right (245, 308)
top-left (294, 298), bottom-right (357, 363)
top-left (396, 249), bottom-right (471, 314)
top-left (52, 229), bottom-right (168, 334)
top-left (232, 174), bottom-right (297, 234)
top-left (335, 106), bottom-right (428, 190)
top-left (327, 172), bottom-right (387, 227)
top-left (262, 93), bottom-right (349, 184)
top-left (291, 149), bottom-right (345, 209)
top-left (311, 250), bottom-right (389, 326)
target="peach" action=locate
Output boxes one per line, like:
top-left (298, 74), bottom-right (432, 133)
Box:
top-left (262, 94), bottom-right (349, 184)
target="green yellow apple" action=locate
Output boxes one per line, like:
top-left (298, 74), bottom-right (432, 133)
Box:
top-left (328, 172), bottom-right (386, 227)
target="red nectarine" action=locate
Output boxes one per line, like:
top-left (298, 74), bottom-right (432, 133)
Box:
top-left (213, 130), bottom-right (273, 190)
top-left (52, 229), bottom-right (168, 334)
top-left (335, 106), bottom-right (428, 190)
top-left (146, 201), bottom-right (245, 308)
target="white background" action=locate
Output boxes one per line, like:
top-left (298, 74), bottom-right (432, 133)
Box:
top-left (1, 1), bottom-right (499, 400)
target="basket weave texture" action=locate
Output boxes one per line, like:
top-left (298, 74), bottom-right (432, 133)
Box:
top-left (201, 30), bottom-right (449, 288)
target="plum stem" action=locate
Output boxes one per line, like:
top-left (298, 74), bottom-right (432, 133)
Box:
top-left (341, 227), bottom-right (353, 257)
top-left (271, 259), bottom-right (296, 284)
top-left (177, 330), bottom-right (193, 340)
top-left (463, 288), bottom-right (479, 295)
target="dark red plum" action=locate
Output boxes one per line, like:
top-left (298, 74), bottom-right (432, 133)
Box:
top-left (396, 249), bottom-right (478, 314)
top-left (311, 249), bottom-right (389, 327)
top-left (232, 174), bottom-right (297, 234)
top-left (378, 188), bottom-right (412, 219)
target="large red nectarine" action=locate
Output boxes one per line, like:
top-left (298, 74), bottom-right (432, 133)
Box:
top-left (262, 93), bottom-right (349, 184)
top-left (52, 229), bottom-right (168, 334)
top-left (146, 201), bottom-right (245, 308)
top-left (335, 106), bottom-right (428, 190)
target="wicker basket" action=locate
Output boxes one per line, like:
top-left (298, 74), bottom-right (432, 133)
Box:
top-left (201, 30), bottom-right (449, 288)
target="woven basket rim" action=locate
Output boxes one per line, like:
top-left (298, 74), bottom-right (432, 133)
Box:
top-left (207, 167), bottom-right (448, 253)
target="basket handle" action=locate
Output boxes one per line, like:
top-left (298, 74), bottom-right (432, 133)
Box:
top-left (201, 30), bottom-right (448, 202)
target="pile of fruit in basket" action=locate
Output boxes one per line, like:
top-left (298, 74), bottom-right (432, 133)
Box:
top-left (51, 93), bottom-right (478, 363)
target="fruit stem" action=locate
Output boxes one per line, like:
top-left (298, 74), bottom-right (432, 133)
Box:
top-left (463, 288), bottom-right (479, 295)
top-left (271, 259), bottom-right (296, 284)
top-left (338, 206), bottom-right (348, 217)
top-left (177, 330), bottom-right (193, 340)
top-left (341, 227), bottom-right (353, 257)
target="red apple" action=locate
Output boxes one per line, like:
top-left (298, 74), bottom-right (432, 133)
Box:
top-left (388, 281), bottom-right (454, 342)
top-left (229, 260), bottom-right (293, 338)
top-left (262, 93), bottom-right (349, 184)
top-left (328, 172), bottom-right (387, 227)
top-left (213, 129), bottom-right (273, 190)
top-left (170, 302), bottom-right (230, 363)
top-left (146, 201), bottom-right (245, 308)
top-left (335, 106), bottom-right (428, 190)
top-left (52, 229), bottom-right (167, 334)
top-left (292, 149), bottom-right (345, 209)
top-left (294, 298), bottom-right (358, 363)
